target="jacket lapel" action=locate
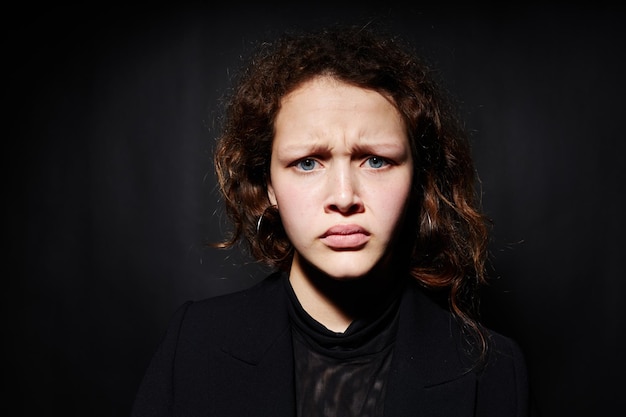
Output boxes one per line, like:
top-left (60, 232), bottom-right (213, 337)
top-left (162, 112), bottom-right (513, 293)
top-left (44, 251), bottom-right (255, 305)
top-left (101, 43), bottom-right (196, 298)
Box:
top-left (384, 282), bottom-right (478, 417)
top-left (218, 273), bottom-right (296, 417)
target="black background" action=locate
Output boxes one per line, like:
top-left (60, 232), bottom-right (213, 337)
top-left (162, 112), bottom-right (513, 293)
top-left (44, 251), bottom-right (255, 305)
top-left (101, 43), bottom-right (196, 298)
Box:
top-left (8, 3), bottom-right (625, 416)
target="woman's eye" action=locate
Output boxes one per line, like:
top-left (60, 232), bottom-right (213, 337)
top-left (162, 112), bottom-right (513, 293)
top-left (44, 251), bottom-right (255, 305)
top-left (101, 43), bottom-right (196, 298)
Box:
top-left (366, 156), bottom-right (388, 169)
top-left (296, 158), bottom-right (318, 171)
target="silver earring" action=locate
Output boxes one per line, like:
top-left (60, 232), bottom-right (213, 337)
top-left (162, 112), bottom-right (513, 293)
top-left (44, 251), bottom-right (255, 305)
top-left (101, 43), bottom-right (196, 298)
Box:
top-left (256, 205), bottom-right (278, 234)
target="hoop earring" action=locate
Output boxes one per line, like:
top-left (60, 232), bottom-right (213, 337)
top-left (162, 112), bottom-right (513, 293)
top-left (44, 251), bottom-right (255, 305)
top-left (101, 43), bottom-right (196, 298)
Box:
top-left (255, 205), bottom-right (292, 264)
top-left (256, 205), bottom-right (278, 234)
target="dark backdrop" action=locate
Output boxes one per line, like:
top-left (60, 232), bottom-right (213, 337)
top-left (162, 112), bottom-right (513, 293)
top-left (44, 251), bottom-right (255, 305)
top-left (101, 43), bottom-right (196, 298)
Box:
top-left (8, 3), bottom-right (625, 416)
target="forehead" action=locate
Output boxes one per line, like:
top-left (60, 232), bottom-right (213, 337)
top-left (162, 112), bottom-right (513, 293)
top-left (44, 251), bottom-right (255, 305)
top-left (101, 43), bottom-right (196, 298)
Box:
top-left (280, 76), bottom-right (396, 113)
top-left (274, 76), bottom-right (406, 146)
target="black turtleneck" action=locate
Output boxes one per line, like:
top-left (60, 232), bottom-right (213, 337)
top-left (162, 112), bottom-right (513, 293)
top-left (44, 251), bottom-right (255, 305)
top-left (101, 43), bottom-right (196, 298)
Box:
top-left (284, 276), bottom-right (404, 417)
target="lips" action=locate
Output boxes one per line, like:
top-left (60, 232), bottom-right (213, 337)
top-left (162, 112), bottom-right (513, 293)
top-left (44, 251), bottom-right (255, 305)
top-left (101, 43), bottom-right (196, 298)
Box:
top-left (320, 224), bottom-right (370, 249)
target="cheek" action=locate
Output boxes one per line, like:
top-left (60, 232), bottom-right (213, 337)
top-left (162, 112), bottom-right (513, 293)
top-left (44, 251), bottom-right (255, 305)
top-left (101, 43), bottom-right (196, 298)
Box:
top-left (373, 183), bottom-right (412, 228)
top-left (273, 183), bottom-right (312, 226)
top-left (274, 182), bottom-right (302, 209)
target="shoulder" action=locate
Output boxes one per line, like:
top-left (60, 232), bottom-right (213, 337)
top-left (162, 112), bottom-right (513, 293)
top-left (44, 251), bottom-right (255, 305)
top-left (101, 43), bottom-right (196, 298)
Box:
top-left (481, 327), bottom-right (528, 384)
top-left (162, 271), bottom-right (289, 347)
top-left (403, 279), bottom-right (528, 374)
top-left (168, 271), bottom-right (283, 325)
top-left (485, 327), bottom-right (526, 362)
top-left (182, 271), bottom-right (285, 320)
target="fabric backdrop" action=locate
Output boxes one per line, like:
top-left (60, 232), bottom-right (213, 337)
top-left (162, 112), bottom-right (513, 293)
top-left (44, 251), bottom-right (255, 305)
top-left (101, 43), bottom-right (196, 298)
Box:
top-left (8, 3), bottom-right (624, 416)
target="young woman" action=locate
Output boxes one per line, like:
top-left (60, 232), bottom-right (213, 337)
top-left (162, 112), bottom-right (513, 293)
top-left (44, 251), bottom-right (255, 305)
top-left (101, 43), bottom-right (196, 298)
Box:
top-left (131, 25), bottom-right (530, 417)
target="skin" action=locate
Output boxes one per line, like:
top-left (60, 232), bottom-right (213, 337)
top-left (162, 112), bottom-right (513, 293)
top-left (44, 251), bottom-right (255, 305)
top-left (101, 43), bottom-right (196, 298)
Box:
top-left (267, 76), bottom-right (413, 332)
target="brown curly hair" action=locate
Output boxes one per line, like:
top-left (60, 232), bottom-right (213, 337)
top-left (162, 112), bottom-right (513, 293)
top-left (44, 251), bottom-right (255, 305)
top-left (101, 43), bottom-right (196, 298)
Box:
top-left (212, 24), bottom-right (491, 360)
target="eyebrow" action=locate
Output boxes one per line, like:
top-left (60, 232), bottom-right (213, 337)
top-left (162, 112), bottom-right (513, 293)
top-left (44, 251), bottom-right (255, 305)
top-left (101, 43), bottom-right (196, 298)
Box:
top-left (276, 141), bottom-right (411, 162)
top-left (274, 142), bottom-right (331, 157)
top-left (350, 141), bottom-right (408, 154)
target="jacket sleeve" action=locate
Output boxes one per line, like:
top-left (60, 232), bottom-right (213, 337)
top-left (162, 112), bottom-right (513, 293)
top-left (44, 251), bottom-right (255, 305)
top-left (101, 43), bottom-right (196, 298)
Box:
top-left (130, 301), bottom-right (193, 417)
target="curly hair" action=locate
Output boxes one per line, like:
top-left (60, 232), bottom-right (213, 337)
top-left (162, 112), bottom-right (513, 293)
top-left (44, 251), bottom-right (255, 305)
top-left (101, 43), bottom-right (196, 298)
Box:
top-left (212, 24), bottom-right (491, 361)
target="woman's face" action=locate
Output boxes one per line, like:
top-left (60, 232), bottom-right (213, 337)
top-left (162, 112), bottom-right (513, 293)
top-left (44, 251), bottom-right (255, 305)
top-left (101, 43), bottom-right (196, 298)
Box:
top-left (268, 76), bottom-right (413, 280)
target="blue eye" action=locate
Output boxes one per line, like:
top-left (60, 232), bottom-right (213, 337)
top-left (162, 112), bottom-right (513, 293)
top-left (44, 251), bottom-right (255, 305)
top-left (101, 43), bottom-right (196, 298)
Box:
top-left (296, 158), bottom-right (317, 171)
top-left (367, 156), bottom-right (387, 168)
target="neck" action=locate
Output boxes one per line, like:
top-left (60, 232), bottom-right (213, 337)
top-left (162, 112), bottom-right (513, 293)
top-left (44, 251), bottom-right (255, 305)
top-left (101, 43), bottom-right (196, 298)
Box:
top-left (288, 253), bottom-right (402, 333)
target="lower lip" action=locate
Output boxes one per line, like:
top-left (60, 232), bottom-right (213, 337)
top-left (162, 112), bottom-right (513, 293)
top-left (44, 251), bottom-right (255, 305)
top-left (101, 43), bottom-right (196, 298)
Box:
top-left (321, 233), bottom-right (370, 249)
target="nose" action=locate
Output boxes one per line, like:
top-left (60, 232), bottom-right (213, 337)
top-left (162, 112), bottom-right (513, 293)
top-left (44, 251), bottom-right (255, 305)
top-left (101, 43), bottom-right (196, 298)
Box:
top-left (324, 164), bottom-right (364, 215)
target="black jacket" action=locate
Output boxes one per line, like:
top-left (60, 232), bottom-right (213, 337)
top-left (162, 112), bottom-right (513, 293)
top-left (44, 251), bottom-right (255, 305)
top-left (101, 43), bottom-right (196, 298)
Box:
top-left (131, 272), bottom-right (529, 416)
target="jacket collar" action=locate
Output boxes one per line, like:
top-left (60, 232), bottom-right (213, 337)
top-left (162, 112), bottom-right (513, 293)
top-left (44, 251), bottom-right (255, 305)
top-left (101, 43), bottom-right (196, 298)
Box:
top-left (220, 273), bottom-right (477, 416)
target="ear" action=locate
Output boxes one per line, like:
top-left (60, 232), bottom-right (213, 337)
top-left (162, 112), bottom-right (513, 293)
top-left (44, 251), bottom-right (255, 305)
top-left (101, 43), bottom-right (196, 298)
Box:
top-left (267, 181), bottom-right (278, 206)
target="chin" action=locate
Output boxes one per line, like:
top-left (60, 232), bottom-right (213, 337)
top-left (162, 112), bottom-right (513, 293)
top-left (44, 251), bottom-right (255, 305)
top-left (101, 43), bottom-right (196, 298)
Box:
top-left (314, 257), bottom-right (380, 280)
top-left (322, 270), bottom-right (372, 281)
top-left (294, 249), bottom-right (389, 281)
